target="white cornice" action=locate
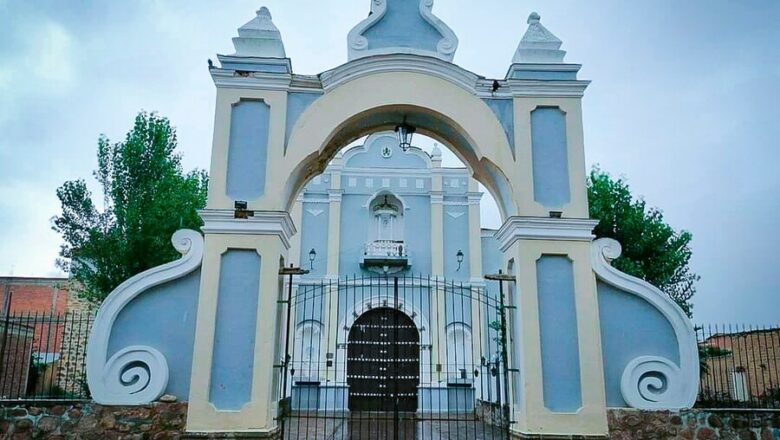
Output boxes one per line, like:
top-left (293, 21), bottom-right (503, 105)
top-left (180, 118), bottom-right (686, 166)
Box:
top-left (320, 54), bottom-right (480, 93)
top-left (210, 69), bottom-right (292, 91)
top-left (495, 216), bottom-right (597, 251)
top-left (506, 79), bottom-right (591, 98)
top-left (200, 209), bottom-right (297, 249)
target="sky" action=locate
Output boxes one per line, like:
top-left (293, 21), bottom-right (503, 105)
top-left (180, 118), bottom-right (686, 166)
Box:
top-left (0, 0), bottom-right (778, 324)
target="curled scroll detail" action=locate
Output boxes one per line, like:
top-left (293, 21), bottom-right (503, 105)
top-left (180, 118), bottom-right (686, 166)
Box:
top-left (87, 229), bottom-right (204, 405)
top-left (592, 238), bottom-right (699, 410)
top-left (102, 346), bottom-right (169, 404)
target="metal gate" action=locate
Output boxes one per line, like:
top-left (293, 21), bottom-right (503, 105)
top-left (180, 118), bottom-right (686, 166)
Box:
top-left (277, 272), bottom-right (511, 440)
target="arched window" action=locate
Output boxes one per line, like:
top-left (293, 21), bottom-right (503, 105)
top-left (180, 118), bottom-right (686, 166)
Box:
top-left (293, 320), bottom-right (322, 379)
top-left (446, 322), bottom-right (474, 380)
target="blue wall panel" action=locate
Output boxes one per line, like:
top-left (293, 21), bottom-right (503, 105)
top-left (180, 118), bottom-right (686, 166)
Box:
top-left (598, 281), bottom-right (680, 407)
top-left (363, 0), bottom-right (442, 52)
top-left (285, 92), bottom-right (321, 146)
top-left (537, 255), bottom-right (582, 412)
top-left (530, 107), bottom-right (570, 208)
top-left (108, 269), bottom-right (201, 400)
top-left (299, 202), bottom-right (329, 278)
top-left (482, 98), bottom-right (515, 156)
top-left (226, 100), bottom-right (270, 201)
top-left (209, 250), bottom-right (261, 410)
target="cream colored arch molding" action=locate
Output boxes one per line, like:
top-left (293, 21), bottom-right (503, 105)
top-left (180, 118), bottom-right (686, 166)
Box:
top-left (591, 238), bottom-right (699, 410)
top-left (86, 229), bottom-right (204, 405)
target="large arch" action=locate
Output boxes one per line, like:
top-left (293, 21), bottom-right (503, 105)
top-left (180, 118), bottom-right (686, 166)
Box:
top-left (278, 70), bottom-right (520, 221)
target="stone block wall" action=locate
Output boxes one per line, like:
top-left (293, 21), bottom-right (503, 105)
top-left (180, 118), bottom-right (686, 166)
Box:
top-left (1, 403), bottom-right (779, 439)
top-left (609, 409), bottom-right (780, 440)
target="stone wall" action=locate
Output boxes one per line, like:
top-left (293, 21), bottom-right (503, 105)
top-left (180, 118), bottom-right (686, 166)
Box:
top-left (609, 409), bottom-right (780, 440)
top-left (2, 403), bottom-right (779, 439)
top-left (0, 402), bottom-right (188, 439)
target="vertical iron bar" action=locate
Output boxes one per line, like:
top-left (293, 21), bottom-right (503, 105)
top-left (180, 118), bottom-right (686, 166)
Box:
top-left (279, 268), bottom-right (295, 440)
top-left (497, 272), bottom-right (511, 440)
top-left (0, 290), bottom-right (13, 379)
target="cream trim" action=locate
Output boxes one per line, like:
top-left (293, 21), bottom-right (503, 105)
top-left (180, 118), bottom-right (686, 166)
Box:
top-left (86, 229), bottom-right (204, 405)
top-left (507, 240), bottom-right (608, 436)
top-left (200, 210), bottom-right (296, 249)
top-left (591, 238), bottom-right (699, 410)
top-left (495, 217), bottom-right (598, 251)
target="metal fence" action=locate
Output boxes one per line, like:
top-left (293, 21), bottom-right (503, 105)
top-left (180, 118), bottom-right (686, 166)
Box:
top-left (696, 324), bottom-right (780, 409)
top-left (0, 312), bottom-right (94, 401)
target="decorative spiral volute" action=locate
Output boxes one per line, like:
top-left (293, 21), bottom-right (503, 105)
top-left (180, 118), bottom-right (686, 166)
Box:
top-left (620, 356), bottom-right (685, 410)
top-left (101, 346), bottom-right (169, 405)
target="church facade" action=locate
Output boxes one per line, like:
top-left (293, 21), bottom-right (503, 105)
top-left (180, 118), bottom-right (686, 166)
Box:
top-left (84, 1), bottom-right (699, 438)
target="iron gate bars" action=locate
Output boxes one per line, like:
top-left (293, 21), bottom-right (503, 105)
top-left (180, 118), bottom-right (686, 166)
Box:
top-left (276, 273), bottom-right (512, 440)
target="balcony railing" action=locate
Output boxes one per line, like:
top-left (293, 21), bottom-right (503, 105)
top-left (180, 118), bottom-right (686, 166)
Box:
top-left (360, 240), bottom-right (410, 274)
top-left (364, 240), bottom-right (407, 258)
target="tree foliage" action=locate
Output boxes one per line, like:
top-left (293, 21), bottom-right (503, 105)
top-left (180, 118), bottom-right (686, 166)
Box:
top-left (588, 167), bottom-right (699, 316)
top-left (52, 112), bottom-right (208, 303)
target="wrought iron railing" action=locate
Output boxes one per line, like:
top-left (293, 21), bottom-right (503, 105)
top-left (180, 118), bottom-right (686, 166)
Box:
top-left (363, 240), bottom-right (406, 257)
top-left (696, 323), bottom-right (780, 409)
top-left (0, 311), bottom-right (94, 401)
top-left (363, 240), bottom-right (407, 257)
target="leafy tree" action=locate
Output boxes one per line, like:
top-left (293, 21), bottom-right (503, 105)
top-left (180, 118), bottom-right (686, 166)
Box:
top-left (588, 167), bottom-right (699, 317)
top-left (52, 112), bottom-right (208, 303)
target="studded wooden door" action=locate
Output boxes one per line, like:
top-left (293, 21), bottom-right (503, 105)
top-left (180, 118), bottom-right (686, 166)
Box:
top-left (347, 307), bottom-right (420, 412)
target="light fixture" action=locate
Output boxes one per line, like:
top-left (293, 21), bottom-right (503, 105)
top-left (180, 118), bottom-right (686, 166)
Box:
top-left (308, 248), bottom-right (317, 270)
top-left (395, 118), bottom-right (416, 152)
top-left (456, 249), bottom-right (464, 271)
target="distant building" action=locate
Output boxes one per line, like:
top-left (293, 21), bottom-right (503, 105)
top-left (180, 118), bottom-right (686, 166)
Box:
top-left (0, 277), bottom-right (92, 398)
top-left (700, 328), bottom-right (780, 403)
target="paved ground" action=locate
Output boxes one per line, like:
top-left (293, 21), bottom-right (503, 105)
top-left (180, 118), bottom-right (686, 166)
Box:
top-left (283, 412), bottom-right (506, 440)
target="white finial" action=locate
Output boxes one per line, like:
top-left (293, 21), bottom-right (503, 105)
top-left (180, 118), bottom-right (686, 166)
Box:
top-left (512, 12), bottom-right (566, 63)
top-left (431, 143), bottom-right (442, 158)
top-left (231, 6), bottom-right (286, 58)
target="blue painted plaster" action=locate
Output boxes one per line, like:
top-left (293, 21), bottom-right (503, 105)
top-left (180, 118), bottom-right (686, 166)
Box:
top-left (285, 92), bottom-right (321, 148)
top-left (108, 269), bottom-right (201, 400)
top-left (537, 255), bottom-right (582, 412)
top-left (226, 100), bottom-right (270, 201)
top-left (209, 250), bottom-right (261, 410)
top-left (363, 0), bottom-right (443, 53)
top-left (531, 107), bottom-right (571, 208)
top-left (482, 99), bottom-right (515, 157)
top-left (299, 201), bottom-right (329, 278)
top-left (402, 195), bottom-right (432, 275)
top-left (443, 204), bottom-right (470, 282)
top-left (598, 281), bottom-right (680, 407)
top-left (345, 136), bottom-right (428, 169)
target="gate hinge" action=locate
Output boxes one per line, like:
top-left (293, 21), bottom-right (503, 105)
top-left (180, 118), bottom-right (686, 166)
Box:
top-left (503, 305), bottom-right (517, 310)
top-left (507, 368), bottom-right (520, 373)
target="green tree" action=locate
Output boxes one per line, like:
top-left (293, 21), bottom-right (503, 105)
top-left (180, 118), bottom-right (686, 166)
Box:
top-left (588, 167), bottom-right (699, 317)
top-left (52, 112), bottom-right (208, 303)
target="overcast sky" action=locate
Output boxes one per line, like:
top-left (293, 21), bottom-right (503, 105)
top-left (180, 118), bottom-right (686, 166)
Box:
top-left (1, 0), bottom-right (778, 324)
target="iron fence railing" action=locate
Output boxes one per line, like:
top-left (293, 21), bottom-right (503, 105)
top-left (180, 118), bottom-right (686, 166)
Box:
top-left (696, 324), bottom-right (780, 409)
top-left (0, 311), bottom-right (94, 401)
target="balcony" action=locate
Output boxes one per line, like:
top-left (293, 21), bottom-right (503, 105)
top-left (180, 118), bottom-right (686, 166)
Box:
top-left (360, 240), bottom-right (411, 274)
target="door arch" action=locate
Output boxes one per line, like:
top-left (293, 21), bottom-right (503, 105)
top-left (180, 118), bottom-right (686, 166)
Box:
top-left (347, 307), bottom-right (420, 412)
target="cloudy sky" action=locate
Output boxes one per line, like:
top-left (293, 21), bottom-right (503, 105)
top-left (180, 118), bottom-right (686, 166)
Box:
top-left (0, 0), bottom-right (778, 324)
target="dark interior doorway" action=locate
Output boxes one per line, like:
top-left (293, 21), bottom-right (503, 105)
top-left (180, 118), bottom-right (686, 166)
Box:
top-left (347, 307), bottom-right (420, 412)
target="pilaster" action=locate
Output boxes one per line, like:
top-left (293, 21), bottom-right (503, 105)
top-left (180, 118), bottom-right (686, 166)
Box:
top-left (496, 217), bottom-right (608, 437)
top-left (187, 210), bottom-right (295, 433)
